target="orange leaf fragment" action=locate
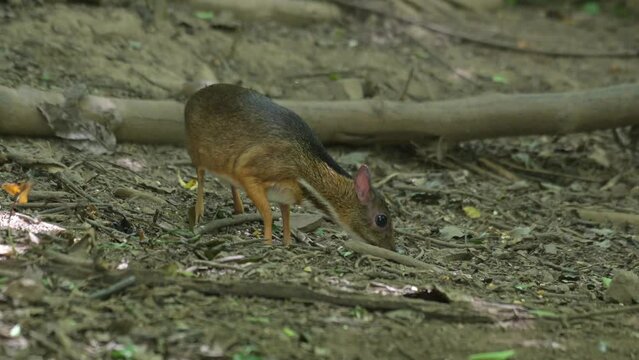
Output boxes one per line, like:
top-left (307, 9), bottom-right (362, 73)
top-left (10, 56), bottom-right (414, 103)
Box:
top-left (2, 182), bottom-right (33, 204)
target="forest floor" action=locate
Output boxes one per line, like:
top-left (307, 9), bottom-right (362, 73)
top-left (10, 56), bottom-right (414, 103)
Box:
top-left (1, 0), bottom-right (638, 359)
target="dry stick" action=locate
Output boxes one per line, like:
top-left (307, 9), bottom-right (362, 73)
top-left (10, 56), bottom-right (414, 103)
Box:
top-left (54, 172), bottom-right (99, 203)
top-left (28, 191), bottom-right (72, 201)
top-left (195, 213), bottom-right (264, 235)
top-left (38, 203), bottom-right (84, 215)
top-left (89, 275), bottom-right (136, 300)
top-left (328, 0), bottom-right (639, 58)
top-left (399, 67), bottom-right (415, 101)
top-left (3, 84), bottom-right (639, 146)
top-left (0, 202), bottom-right (90, 209)
top-left (447, 156), bottom-right (509, 183)
top-left (395, 229), bottom-right (485, 249)
top-left (549, 304), bottom-right (639, 322)
top-left (191, 259), bottom-right (247, 271)
top-left (600, 172), bottom-right (624, 191)
top-left (45, 249), bottom-right (95, 268)
top-left (344, 239), bottom-right (445, 273)
top-left (113, 187), bottom-right (168, 205)
top-left (477, 158), bottom-right (521, 182)
top-left (393, 184), bottom-right (497, 204)
top-left (498, 159), bottom-right (600, 182)
top-left (176, 278), bottom-right (490, 322)
top-left (41, 260), bottom-right (492, 323)
top-left (538, 259), bottom-right (577, 274)
top-left (570, 207), bottom-right (639, 227)
top-left (374, 172), bottom-right (400, 188)
top-left (187, 0), bottom-right (342, 25)
top-left (85, 219), bottom-right (130, 239)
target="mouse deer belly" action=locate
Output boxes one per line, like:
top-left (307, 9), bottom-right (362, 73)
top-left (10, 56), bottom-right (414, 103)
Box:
top-left (266, 180), bottom-right (303, 205)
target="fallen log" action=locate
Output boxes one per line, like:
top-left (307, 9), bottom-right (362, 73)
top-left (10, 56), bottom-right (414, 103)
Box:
top-left (186, 0), bottom-right (342, 25)
top-left (1, 83), bottom-right (638, 145)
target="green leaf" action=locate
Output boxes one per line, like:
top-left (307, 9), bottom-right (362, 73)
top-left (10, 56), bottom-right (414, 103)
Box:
top-left (469, 349), bottom-right (515, 360)
top-left (583, 2), bottom-right (600, 15)
top-left (282, 326), bottom-right (298, 338)
top-left (602, 277), bottom-right (612, 288)
top-left (338, 248), bottom-right (353, 257)
top-left (128, 41), bottom-right (142, 50)
top-left (111, 344), bottom-right (136, 360)
top-left (491, 74), bottom-right (508, 84)
top-left (328, 73), bottom-right (341, 81)
top-left (514, 283), bottom-right (530, 291)
top-left (530, 309), bottom-right (559, 318)
top-left (232, 346), bottom-right (262, 360)
top-left (463, 206), bottom-right (481, 219)
top-left (176, 270), bottom-right (194, 277)
top-left (195, 11), bottom-right (215, 20)
top-left (351, 306), bottom-right (368, 319)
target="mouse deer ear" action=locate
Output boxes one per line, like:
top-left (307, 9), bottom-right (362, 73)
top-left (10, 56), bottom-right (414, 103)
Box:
top-left (354, 164), bottom-right (372, 203)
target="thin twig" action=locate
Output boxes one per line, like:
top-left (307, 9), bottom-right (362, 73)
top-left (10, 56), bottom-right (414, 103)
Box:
top-left (191, 260), bottom-right (247, 271)
top-left (547, 304), bottom-right (639, 322)
top-left (478, 158), bottom-right (521, 182)
top-left (393, 184), bottom-right (498, 204)
top-left (54, 173), bottom-right (100, 203)
top-left (344, 239), bottom-right (445, 273)
top-left (89, 275), bottom-right (137, 299)
top-left (45, 250), bottom-right (95, 268)
top-left (498, 159), bottom-right (600, 182)
top-left (196, 213), bottom-right (269, 235)
top-left (447, 156), bottom-right (509, 183)
top-left (399, 67), bottom-right (414, 101)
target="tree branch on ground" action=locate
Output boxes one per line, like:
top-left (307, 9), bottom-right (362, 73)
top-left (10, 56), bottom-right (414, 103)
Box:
top-left (1, 83), bottom-right (639, 145)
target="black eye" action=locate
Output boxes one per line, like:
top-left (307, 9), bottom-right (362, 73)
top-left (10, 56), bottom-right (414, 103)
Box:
top-left (375, 214), bottom-right (388, 228)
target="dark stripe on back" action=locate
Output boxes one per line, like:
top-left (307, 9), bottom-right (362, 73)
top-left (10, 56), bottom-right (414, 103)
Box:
top-left (300, 185), bottom-right (334, 220)
top-left (243, 89), bottom-right (352, 179)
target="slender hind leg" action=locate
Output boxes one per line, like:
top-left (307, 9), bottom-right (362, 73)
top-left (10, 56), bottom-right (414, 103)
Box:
top-left (231, 185), bottom-right (244, 214)
top-left (279, 204), bottom-right (291, 246)
top-left (195, 167), bottom-right (206, 224)
top-left (241, 179), bottom-right (273, 244)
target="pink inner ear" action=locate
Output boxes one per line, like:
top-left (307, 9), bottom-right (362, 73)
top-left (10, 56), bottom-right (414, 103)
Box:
top-left (355, 165), bottom-right (371, 203)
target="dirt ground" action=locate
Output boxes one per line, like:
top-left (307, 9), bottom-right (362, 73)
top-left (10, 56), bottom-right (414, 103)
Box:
top-left (1, 0), bottom-right (639, 359)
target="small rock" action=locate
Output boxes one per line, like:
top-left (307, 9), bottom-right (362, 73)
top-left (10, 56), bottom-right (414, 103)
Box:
top-left (290, 213), bottom-right (323, 232)
top-left (338, 78), bottom-right (364, 100)
top-left (606, 270), bottom-right (639, 304)
top-left (540, 271), bottom-right (555, 283)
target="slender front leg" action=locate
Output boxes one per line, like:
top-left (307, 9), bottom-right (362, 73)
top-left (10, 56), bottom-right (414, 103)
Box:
top-left (241, 179), bottom-right (273, 244)
top-left (195, 167), bottom-right (206, 224)
top-left (231, 185), bottom-right (244, 214)
top-left (279, 204), bottom-right (291, 246)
